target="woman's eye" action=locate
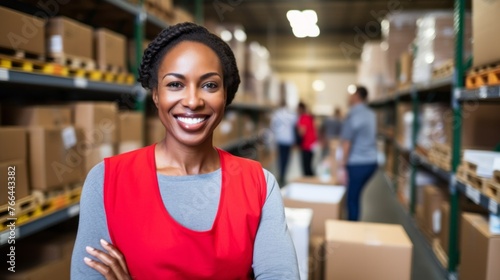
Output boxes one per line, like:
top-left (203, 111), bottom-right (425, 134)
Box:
top-left (167, 82), bottom-right (183, 88)
top-left (203, 82), bottom-right (218, 89)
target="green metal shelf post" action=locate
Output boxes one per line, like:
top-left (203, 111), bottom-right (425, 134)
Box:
top-left (393, 95), bottom-right (400, 192)
top-left (195, 0), bottom-right (204, 25)
top-left (134, 0), bottom-right (146, 112)
top-left (409, 88), bottom-right (420, 215)
top-left (448, 0), bottom-right (466, 276)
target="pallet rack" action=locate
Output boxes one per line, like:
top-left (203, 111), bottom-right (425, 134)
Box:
top-left (370, 0), bottom-right (499, 278)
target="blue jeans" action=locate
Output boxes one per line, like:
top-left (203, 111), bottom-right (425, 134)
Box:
top-left (346, 163), bottom-right (378, 221)
top-left (277, 144), bottom-right (292, 187)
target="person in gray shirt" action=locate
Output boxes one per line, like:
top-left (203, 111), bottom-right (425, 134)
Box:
top-left (71, 22), bottom-right (299, 279)
top-left (340, 86), bottom-right (378, 221)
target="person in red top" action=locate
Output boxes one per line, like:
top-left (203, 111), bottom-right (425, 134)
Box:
top-left (297, 102), bottom-right (317, 176)
top-left (73, 22), bottom-right (299, 279)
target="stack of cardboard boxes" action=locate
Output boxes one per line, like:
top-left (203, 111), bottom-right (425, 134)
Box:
top-left (0, 103), bottom-right (145, 196)
top-left (4, 106), bottom-right (84, 191)
top-left (0, 127), bottom-right (29, 205)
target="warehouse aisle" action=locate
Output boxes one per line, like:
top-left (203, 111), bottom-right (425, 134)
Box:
top-left (283, 149), bottom-right (445, 280)
top-left (361, 171), bottom-right (445, 280)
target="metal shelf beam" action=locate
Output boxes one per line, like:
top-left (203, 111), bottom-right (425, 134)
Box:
top-left (0, 203), bottom-right (80, 246)
top-left (456, 181), bottom-right (499, 214)
top-left (0, 70), bottom-right (136, 95)
top-left (458, 85), bottom-right (500, 101)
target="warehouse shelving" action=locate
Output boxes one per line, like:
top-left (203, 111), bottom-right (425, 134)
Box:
top-left (368, 0), bottom-right (500, 277)
top-left (0, 202), bottom-right (80, 246)
top-left (456, 181), bottom-right (499, 214)
top-left (411, 152), bottom-right (451, 182)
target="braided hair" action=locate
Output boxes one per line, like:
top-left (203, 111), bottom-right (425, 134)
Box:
top-left (138, 22), bottom-right (240, 106)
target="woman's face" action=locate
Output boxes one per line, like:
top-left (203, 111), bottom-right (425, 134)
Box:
top-left (152, 41), bottom-right (226, 147)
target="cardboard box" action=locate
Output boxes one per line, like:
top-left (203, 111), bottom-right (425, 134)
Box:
top-left (4, 106), bottom-right (72, 128)
top-left (309, 236), bottom-right (325, 280)
top-left (117, 110), bottom-right (144, 153)
top-left (472, 0), bottom-right (500, 67)
top-left (46, 16), bottom-right (93, 59)
top-left (0, 127), bottom-right (27, 162)
top-left (438, 202), bottom-right (450, 255)
top-left (118, 111), bottom-right (144, 142)
top-left (73, 102), bottom-right (118, 145)
top-left (462, 104), bottom-right (500, 150)
top-left (291, 176), bottom-right (339, 186)
top-left (460, 213), bottom-right (500, 280)
top-left (398, 51), bottom-right (413, 86)
top-left (282, 182), bottom-right (346, 237)
top-left (95, 28), bottom-right (127, 70)
top-left (84, 143), bottom-right (115, 175)
top-left (325, 220), bottom-right (413, 280)
top-left (285, 207), bottom-right (313, 280)
top-left (28, 127), bottom-right (84, 190)
top-left (0, 6), bottom-right (45, 56)
top-left (422, 185), bottom-right (447, 238)
top-left (146, 117), bottom-right (164, 145)
top-left (0, 160), bottom-right (29, 205)
top-left (157, 0), bottom-right (173, 12)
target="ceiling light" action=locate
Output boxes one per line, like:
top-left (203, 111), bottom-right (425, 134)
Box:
top-left (309, 25), bottom-right (320, 37)
top-left (287, 9), bottom-right (320, 38)
top-left (312, 80), bottom-right (325, 92)
top-left (302, 10), bottom-right (318, 24)
top-left (234, 29), bottom-right (247, 42)
top-left (287, 10), bottom-right (302, 23)
top-left (220, 30), bottom-right (232, 42)
top-left (347, 84), bottom-right (357, 94)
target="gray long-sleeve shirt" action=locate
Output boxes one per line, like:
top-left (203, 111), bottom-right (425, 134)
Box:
top-left (340, 103), bottom-right (378, 165)
top-left (71, 162), bottom-right (299, 279)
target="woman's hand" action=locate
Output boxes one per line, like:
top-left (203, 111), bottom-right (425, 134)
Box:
top-left (84, 239), bottom-right (131, 280)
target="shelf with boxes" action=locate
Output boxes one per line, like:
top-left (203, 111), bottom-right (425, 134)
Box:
top-left (364, 1), bottom-right (500, 277)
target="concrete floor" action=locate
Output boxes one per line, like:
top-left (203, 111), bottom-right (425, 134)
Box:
top-left (280, 148), bottom-right (446, 280)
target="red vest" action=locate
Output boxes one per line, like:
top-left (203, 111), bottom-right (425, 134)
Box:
top-left (104, 145), bottom-right (267, 279)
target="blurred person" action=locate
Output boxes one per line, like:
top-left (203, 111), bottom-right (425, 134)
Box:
top-left (71, 22), bottom-right (299, 280)
top-left (320, 107), bottom-right (343, 158)
top-left (270, 99), bottom-right (297, 186)
top-left (341, 86), bottom-right (377, 221)
top-left (297, 102), bottom-right (317, 176)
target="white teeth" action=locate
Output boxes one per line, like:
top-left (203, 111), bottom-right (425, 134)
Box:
top-left (177, 117), bottom-right (206, 125)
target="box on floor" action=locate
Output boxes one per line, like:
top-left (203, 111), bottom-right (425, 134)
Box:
top-left (0, 127), bottom-right (29, 205)
top-left (309, 236), bottom-right (325, 280)
top-left (285, 207), bottom-right (313, 280)
top-left (459, 213), bottom-right (500, 280)
top-left (325, 220), bottom-right (413, 280)
top-left (282, 182), bottom-right (346, 237)
top-left (0, 6), bottom-right (45, 56)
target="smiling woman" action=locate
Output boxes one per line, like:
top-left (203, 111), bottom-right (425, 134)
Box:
top-left (70, 22), bottom-right (299, 280)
